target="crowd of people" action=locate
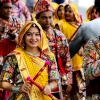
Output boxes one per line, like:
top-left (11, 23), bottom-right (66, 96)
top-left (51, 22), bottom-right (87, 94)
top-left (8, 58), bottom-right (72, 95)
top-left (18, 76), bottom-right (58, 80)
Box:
top-left (0, 0), bottom-right (100, 100)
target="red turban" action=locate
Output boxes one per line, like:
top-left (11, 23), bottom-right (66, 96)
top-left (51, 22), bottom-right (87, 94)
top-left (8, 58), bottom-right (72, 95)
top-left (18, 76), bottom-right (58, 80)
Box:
top-left (0, 0), bottom-right (11, 3)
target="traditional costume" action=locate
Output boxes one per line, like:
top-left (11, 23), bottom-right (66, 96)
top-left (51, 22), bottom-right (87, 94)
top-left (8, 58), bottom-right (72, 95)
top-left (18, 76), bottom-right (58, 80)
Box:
top-left (83, 36), bottom-right (100, 100)
top-left (11, 0), bottom-right (31, 22)
top-left (57, 3), bottom-right (85, 99)
top-left (0, 0), bottom-right (22, 67)
top-left (34, 0), bottom-right (72, 99)
top-left (69, 0), bottom-right (100, 98)
top-left (0, 0), bottom-right (22, 99)
top-left (54, 3), bottom-right (66, 25)
top-left (0, 21), bottom-right (59, 100)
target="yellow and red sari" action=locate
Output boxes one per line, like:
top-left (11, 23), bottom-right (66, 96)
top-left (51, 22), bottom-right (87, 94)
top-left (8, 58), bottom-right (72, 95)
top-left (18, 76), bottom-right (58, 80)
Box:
top-left (1, 21), bottom-right (59, 100)
top-left (58, 3), bottom-right (83, 71)
top-left (57, 3), bottom-right (85, 99)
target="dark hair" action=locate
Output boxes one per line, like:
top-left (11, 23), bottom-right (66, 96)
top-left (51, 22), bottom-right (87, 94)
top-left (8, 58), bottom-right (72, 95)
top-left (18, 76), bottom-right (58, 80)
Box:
top-left (57, 5), bottom-right (64, 19)
top-left (64, 5), bottom-right (71, 11)
top-left (58, 5), bottom-right (63, 11)
top-left (57, 5), bottom-right (63, 13)
top-left (0, 3), bottom-right (4, 8)
top-left (91, 6), bottom-right (96, 14)
top-left (95, 0), bottom-right (100, 13)
top-left (31, 23), bottom-right (40, 33)
top-left (35, 12), bottom-right (41, 19)
top-left (23, 23), bottom-right (41, 47)
top-left (35, 11), bottom-right (54, 19)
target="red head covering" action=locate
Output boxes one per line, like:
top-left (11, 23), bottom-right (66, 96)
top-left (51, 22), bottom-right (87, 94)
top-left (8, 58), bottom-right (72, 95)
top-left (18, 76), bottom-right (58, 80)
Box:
top-left (34, 0), bottom-right (53, 15)
top-left (0, 0), bottom-right (11, 3)
top-left (11, 0), bottom-right (18, 2)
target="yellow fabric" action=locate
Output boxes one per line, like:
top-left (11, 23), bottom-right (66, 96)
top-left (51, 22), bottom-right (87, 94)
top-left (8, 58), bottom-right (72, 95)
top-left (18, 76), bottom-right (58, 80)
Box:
top-left (15, 21), bottom-right (52, 100)
top-left (14, 47), bottom-right (51, 100)
top-left (65, 3), bottom-right (81, 23)
top-left (58, 19), bottom-right (78, 39)
top-left (53, 18), bottom-right (59, 25)
top-left (50, 2), bottom-right (59, 11)
top-left (31, 13), bottom-right (37, 21)
top-left (58, 20), bottom-right (83, 71)
top-left (55, 3), bottom-right (66, 19)
top-left (83, 19), bottom-right (90, 23)
top-left (53, 3), bottom-right (66, 25)
top-left (34, 0), bottom-right (53, 15)
top-left (58, 3), bottom-right (83, 70)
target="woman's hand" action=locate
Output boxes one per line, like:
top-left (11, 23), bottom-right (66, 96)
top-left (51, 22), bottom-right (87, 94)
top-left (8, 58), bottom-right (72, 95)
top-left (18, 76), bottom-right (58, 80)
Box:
top-left (19, 83), bottom-right (31, 93)
top-left (43, 84), bottom-right (51, 95)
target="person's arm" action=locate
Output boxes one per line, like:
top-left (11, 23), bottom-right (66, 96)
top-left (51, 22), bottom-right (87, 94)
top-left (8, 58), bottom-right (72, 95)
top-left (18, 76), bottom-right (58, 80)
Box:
top-left (0, 82), bottom-right (13, 92)
top-left (20, 1), bottom-right (31, 21)
top-left (69, 26), bottom-right (83, 58)
top-left (8, 18), bottom-right (22, 44)
top-left (0, 82), bottom-right (21, 93)
top-left (0, 55), bottom-right (31, 94)
top-left (59, 31), bottom-right (72, 93)
top-left (43, 53), bottom-right (59, 95)
top-left (43, 81), bottom-right (58, 95)
top-left (1, 81), bottom-right (31, 93)
top-left (0, 55), bottom-right (19, 92)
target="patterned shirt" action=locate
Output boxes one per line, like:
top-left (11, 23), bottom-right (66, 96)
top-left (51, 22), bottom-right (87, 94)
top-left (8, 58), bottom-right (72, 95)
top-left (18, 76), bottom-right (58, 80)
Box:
top-left (44, 28), bottom-right (72, 85)
top-left (0, 16), bottom-right (22, 66)
top-left (0, 51), bottom-right (59, 99)
top-left (11, 1), bottom-right (31, 22)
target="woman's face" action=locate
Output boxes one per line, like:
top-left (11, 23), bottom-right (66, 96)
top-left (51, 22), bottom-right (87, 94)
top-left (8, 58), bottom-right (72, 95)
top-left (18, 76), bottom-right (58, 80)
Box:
top-left (65, 6), bottom-right (75, 22)
top-left (57, 6), bottom-right (64, 19)
top-left (91, 8), bottom-right (99, 20)
top-left (24, 26), bottom-right (41, 49)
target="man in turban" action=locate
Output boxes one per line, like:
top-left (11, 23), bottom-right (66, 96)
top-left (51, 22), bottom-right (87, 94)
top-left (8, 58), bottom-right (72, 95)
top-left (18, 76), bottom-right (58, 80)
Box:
top-left (34, 0), bottom-right (73, 99)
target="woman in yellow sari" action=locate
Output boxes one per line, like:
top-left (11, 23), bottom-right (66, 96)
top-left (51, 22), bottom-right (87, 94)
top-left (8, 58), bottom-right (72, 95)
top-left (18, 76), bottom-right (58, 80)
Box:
top-left (56, 3), bottom-right (85, 99)
top-left (0, 21), bottom-right (59, 100)
top-left (54, 3), bottom-right (65, 25)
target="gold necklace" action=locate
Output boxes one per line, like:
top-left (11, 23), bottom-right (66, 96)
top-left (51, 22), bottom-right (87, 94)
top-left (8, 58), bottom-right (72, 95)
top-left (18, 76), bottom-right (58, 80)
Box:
top-left (25, 50), bottom-right (40, 57)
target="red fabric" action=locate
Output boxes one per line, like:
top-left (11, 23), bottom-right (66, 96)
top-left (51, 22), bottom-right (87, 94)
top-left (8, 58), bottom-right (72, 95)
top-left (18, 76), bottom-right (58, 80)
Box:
top-left (11, 0), bottom-right (18, 2)
top-left (0, 91), bottom-right (3, 100)
top-left (58, 56), bottom-right (65, 75)
top-left (0, 0), bottom-right (11, 3)
top-left (0, 39), bottom-right (16, 57)
top-left (34, 0), bottom-right (53, 15)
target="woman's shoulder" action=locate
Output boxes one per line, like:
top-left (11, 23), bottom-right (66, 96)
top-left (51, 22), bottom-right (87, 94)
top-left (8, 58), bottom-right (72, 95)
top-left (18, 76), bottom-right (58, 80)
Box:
top-left (4, 53), bottom-right (18, 67)
top-left (4, 50), bottom-right (21, 63)
top-left (42, 50), bottom-right (55, 62)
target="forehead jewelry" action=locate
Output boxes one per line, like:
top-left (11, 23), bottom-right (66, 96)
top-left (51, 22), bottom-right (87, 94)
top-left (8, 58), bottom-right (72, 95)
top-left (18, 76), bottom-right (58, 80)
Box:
top-left (67, 5), bottom-right (70, 8)
top-left (32, 23), bottom-right (36, 27)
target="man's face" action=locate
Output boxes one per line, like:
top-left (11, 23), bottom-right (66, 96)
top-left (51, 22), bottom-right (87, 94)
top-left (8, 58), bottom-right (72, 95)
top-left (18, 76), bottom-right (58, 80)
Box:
top-left (0, 3), bottom-right (12, 19)
top-left (37, 11), bottom-right (53, 29)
